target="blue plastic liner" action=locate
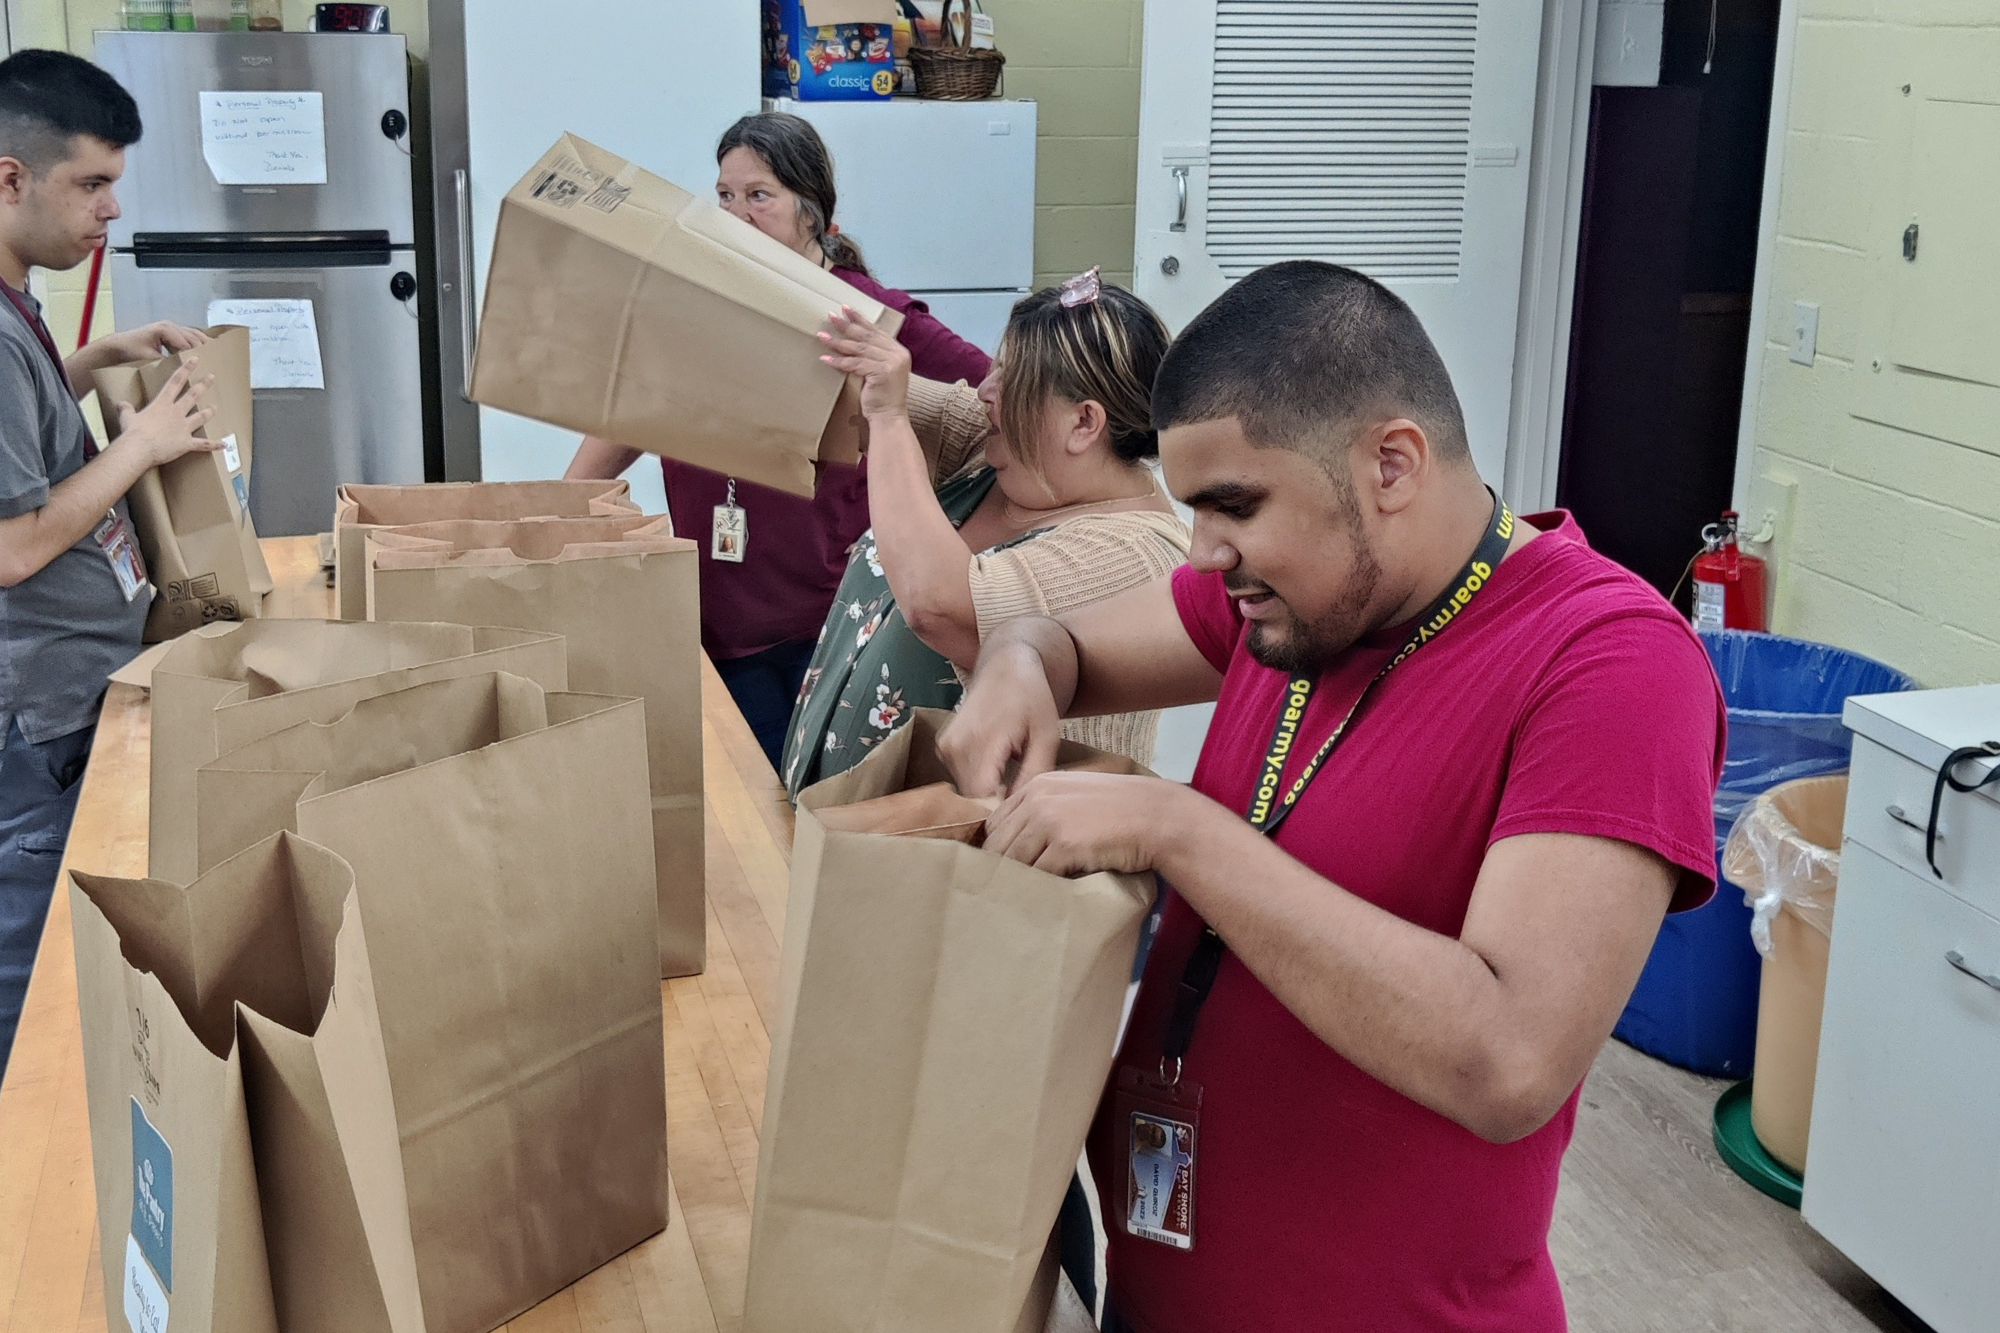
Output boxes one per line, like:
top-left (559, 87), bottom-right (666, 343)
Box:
top-left (1613, 631), bottom-right (1915, 1076)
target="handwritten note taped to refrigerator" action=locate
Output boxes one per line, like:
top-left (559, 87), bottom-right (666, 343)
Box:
top-left (198, 91), bottom-right (328, 186)
top-left (208, 299), bottom-right (326, 390)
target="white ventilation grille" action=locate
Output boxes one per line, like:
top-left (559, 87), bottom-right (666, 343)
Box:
top-left (1207, 0), bottom-right (1477, 281)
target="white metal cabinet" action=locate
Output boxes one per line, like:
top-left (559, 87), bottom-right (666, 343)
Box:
top-left (1804, 684), bottom-right (2000, 1333)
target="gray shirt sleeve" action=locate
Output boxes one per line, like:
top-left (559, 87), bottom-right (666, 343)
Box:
top-left (0, 337), bottom-right (53, 519)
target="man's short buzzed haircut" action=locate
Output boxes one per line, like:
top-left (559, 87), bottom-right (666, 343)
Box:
top-left (0, 49), bottom-right (143, 174)
top-left (1152, 260), bottom-right (1472, 465)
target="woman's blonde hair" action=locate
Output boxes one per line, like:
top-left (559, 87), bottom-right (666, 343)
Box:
top-left (995, 281), bottom-right (1171, 484)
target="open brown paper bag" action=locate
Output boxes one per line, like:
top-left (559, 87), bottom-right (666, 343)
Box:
top-left (469, 132), bottom-right (901, 498)
top-left (200, 675), bottom-right (668, 1333)
top-left (70, 844), bottom-right (294, 1333)
top-left (748, 710), bottom-right (1154, 1333)
top-left (364, 514), bottom-right (704, 978)
top-left (146, 619), bottom-right (568, 885)
top-left (331, 479), bottom-right (640, 621)
top-left (76, 832), bottom-right (406, 1333)
top-left (93, 325), bottom-right (274, 641)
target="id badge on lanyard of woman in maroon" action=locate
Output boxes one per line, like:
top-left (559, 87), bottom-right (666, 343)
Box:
top-left (1, 279), bottom-right (149, 599)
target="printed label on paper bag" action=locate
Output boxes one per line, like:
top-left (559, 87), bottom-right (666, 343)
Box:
top-left (129, 1098), bottom-right (174, 1290)
top-left (219, 433), bottom-right (241, 473)
top-left (527, 154), bottom-right (629, 213)
top-left (124, 1234), bottom-right (170, 1333)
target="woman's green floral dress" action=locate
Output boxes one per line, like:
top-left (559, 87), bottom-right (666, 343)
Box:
top-left (781, 467), bottom-right (1029, 800)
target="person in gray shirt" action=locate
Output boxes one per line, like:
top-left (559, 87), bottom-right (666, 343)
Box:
top-left (0, 49), bottom-right (218, 1075)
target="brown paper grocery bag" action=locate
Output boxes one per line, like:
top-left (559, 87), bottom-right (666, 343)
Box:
top-left (71, 852), bottom-right (287, 1333)
top-left (365, 515), bottom-right (704, 977)
top-left (80, 832), bottom-right (406, 1333)
top-left (260, 676), bottom-right (662, 1333)
top-left (469, 132), bottom-right (902, 498)
top-left (331, 478), bottom-right (641, 621)
top-left (94, 325), bottom-right (273, 640)
top-left (747, 710), bottom-right (1154, 1333)
top-left (147, 619), bottom-right (568, 885)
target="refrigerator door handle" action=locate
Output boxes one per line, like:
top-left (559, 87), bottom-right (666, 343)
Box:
top-left (454, 167), bottom-right (476, 401)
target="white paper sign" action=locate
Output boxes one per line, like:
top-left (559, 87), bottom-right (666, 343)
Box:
top-left (123, 1233), bottom-right (170, 1333)
top-left (208, 299), bottom-right (325, 390)
top-left (198, 91), bottom-right (327, 185)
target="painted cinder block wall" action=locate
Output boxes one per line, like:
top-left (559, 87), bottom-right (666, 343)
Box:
top-left (1741, 0), bottom-right (2000, 686)
top-left (986, 0), bottom-right (1143, 292)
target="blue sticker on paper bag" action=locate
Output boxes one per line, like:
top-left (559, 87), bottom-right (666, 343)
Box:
top-left (129, 1098), bottom-right (173, 1291)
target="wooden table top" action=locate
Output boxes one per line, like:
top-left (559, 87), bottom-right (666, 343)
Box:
top-left (0, 535), bottom-right (798, 1333)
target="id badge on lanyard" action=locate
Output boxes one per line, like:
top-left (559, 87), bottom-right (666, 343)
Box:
top-left (1114, 1064), bottom-right (1202, 1250)
top-left (712, 478), bottom-right (747, 563)
top-left (93, 508), bottom-right (149, 601)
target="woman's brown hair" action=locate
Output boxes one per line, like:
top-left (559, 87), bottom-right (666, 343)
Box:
top-left (995, 280), bottom-right (1171, 478)
top-left (716, 112), bottom-right (868, 275)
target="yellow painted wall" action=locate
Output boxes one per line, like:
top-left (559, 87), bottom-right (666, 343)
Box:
top-left (985, 0), bottom-right (1142, 292)
top-left (1742, 0), bottom-right (2000, 686)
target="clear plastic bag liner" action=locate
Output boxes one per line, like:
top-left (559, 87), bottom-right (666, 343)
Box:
top-left (1722, 775), bottom-right (1847, 957)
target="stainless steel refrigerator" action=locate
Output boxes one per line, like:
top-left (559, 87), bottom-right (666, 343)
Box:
top-left (97, 31), bottom-right (427, 537)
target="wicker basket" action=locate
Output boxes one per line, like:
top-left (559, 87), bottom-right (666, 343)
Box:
top-left (909, 0), bottom-right (1004, 101)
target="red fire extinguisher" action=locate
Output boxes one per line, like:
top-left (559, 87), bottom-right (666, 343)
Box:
top-left (1691, 511), bottom-right (1767, 632)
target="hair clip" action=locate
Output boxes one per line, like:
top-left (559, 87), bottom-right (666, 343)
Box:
top-left (1059, 266), bottom-right (1102, 309)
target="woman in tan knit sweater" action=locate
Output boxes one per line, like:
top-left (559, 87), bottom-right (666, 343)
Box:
top-left (780, 270), bottom-right (1189, 799)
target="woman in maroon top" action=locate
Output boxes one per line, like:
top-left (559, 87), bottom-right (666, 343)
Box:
top-left (566, 113), bottom-right (991, 765)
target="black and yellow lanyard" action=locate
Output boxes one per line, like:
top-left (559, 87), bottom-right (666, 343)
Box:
top-left (1156, 493), bottom-right (1517, 1084)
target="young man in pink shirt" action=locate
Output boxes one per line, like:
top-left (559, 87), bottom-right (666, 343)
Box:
top-left (943, 261), bottom-right (1726, 1332)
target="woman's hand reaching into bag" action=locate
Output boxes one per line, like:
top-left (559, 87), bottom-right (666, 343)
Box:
top-left (819, 305), bottom-right (912, 425)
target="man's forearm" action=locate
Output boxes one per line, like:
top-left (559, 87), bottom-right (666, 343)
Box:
top-left (980, 616), bottom-right (1081, 715)
top-left (1150, 796), bottom-right (1550, 1142)
top-left (0, 439), bottom-right (151, 586)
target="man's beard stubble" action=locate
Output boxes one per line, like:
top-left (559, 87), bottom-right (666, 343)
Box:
top-left (1242, 527), bottom-right (1384, 677)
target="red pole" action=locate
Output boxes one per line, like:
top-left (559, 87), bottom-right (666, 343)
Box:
top-left (76, 244), bottom-right (105, 350)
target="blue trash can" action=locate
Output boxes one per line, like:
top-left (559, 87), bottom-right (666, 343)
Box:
top-left (1613, 631), bottom-right (1916, 1076)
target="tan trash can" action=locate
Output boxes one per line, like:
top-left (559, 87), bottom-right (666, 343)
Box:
top-left (1722, 774), bottom-right (1846, 1175)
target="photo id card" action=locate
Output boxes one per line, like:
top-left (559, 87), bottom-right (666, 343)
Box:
top-left (93, 510), bottom-right (149, 602)
top-left (712, 501), bottom-right (747, 563)
top-left (1115, 1064), bottom-right (1202, 1250)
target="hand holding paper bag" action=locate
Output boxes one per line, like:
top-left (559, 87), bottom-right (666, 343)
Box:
top-left (750, 711), bottom-right (1154, 1333)
top-left (470, 133), bottom-right (903, 497)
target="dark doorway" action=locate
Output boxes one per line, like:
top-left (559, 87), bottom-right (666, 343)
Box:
top-left (1557, 0), bottom-right (1783, 605)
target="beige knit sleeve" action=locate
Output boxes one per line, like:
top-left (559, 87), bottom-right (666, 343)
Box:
top-left (967, 511), bottom-right (1191, 633)
top-left (905, 376), bottom-right (993, 486)
top-left (958, 511), bottom-right (1193, 771)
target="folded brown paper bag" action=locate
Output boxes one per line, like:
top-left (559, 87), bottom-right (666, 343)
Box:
top-left (190, 676), bottom-right (668, 1333)
top-left (748, 711), bottom-right (1155, 1333)
top-left (365, 514), bottom-right (704, 977)
top-left (470, 132), bottom-right (902, 498)
top-left (147, 619), bottom-right (568, 884)
top-left (93, 325), bottom-right (274, 641)
top-left (71, 845), bottom-right (292, 1333)
top-left (331, 479), bottom-right (641, 621)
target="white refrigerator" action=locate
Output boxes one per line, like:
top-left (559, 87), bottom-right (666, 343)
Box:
top-left (767, 97), bottom-right (1037, 356)
top-left (427, 0), bottom-right (761, 510)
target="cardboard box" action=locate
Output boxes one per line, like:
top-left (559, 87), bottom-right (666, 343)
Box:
top-left (469, 133), bottom-right (903, 498)
top-left (765, 0), bottom-right (897, 101)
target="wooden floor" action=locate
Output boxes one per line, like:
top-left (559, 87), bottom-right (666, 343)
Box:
top-left (1554, 1040), bottom-right (1915, 1333)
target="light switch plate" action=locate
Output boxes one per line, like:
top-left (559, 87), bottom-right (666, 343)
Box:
top-left (1790, 301), bottom-right (1820, 366)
